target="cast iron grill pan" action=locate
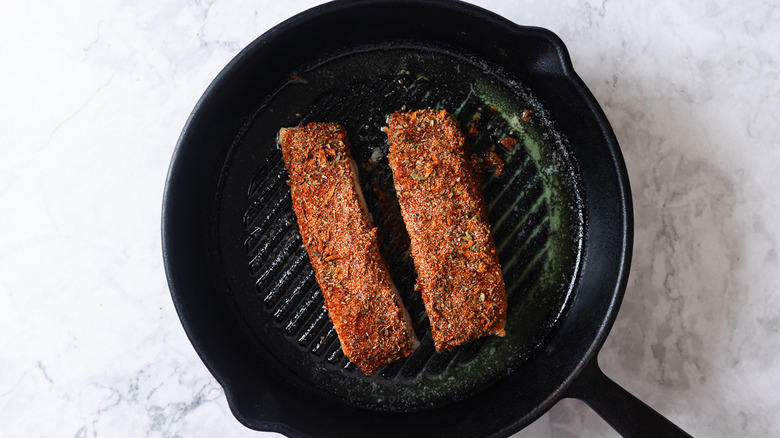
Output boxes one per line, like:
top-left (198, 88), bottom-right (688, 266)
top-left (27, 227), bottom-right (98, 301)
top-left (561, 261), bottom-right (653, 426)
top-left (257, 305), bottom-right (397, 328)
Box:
top-left (164, 1), bottom-right (693, 436)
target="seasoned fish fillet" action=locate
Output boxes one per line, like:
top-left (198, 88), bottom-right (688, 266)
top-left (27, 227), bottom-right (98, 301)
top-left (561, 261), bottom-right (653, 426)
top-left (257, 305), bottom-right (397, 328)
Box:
top-left (385, 109), bottom-right (507, 352)
top-left (278, 123), bottom-right (418, 375)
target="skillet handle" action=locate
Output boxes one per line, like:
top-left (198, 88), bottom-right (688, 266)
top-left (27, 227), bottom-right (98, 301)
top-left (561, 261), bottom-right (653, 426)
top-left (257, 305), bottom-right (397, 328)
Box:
top-left (565, 360), bottom-right (692, 438)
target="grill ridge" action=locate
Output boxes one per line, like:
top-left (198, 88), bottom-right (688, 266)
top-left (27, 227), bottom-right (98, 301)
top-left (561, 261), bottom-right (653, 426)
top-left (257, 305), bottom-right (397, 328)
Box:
top-left (297, 307), bottom-right (330, 347)
top-left (311, 326), bottom-right (339, 357)
top-left (251, 227), bottom-right (300, 281)
top-left (243, 167), bottom-right (288, 229)
top-left (272, 268), bottom-right (316, 323)
top-left (284, 285), bottom-right (324, 337)
top-left (262, 248), bottom-right (310, 308)
top-left (244, 188), bottom-right (292, 248)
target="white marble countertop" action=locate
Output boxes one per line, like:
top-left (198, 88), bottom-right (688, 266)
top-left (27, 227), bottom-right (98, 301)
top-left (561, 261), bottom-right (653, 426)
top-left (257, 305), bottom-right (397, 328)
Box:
top-left (2, 0), bottom-right (779, 436)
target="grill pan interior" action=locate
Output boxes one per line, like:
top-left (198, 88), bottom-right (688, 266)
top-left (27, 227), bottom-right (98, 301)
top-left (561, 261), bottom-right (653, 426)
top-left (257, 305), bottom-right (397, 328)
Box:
top-left (214, 46), bottom-right (584, 411)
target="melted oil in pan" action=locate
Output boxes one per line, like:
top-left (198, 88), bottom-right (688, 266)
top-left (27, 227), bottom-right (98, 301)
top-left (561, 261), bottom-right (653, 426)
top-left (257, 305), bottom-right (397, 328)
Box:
top-left (221, 47), bottom-right (584, 411)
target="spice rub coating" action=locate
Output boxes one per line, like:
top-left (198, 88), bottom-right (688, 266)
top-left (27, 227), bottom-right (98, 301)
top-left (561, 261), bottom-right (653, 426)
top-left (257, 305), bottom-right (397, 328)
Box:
top-left (278, 123), bottom-right (417, 376)
top-left (386, 109), bottom-right (507, 352)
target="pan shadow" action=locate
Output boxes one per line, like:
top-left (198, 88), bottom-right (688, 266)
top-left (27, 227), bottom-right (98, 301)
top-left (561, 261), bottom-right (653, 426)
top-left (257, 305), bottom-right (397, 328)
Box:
top-left (517, 60), bottom-right (743, 437)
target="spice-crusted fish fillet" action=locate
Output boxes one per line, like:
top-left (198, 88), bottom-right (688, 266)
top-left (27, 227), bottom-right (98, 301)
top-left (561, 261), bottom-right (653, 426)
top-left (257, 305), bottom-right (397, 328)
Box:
top-left (385, 109), bottom-right (507, 352)
top-left (278, 123), bottom-right (418, 375)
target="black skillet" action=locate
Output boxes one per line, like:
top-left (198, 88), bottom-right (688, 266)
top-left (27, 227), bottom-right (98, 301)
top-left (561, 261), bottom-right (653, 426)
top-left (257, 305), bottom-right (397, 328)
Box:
top-left (162, 1), bottom-right (692, 436)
